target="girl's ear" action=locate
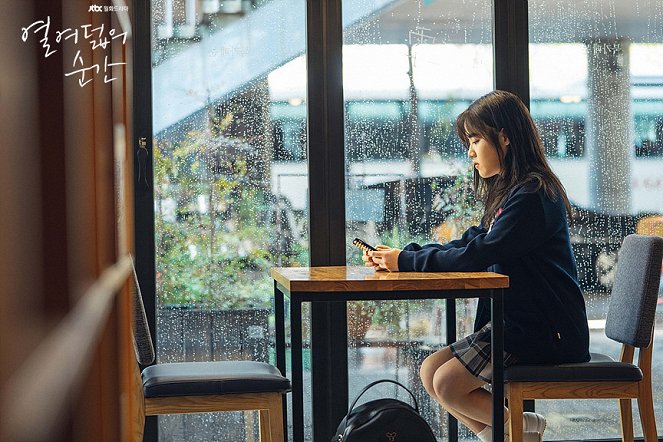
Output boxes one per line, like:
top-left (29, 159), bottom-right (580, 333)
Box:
top-left (499, 129), bottom-right (510, 151)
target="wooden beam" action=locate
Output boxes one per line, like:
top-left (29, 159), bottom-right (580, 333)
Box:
top-left (1, 256), bottom-right (132, 441)
top-left (145, 392), bottom-right (283, 416)
top-left (518, 381), bottom-right (640, 400)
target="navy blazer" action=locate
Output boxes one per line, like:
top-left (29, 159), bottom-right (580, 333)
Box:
top-left (398, 184), bottom-right (591, 364)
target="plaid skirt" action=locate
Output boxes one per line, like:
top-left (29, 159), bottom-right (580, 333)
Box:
top-left (449, 322), bottom-right (519, 383)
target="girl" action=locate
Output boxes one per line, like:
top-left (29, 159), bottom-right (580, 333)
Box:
top-left (363, 91), bottom-right (590, 442)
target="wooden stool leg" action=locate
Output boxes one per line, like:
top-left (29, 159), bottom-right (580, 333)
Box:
top-left (259, 409), bottom-right (271, 442)
top-left (619, 399), bottom-right (634, 442)
top-left (261, 393), bottom-right (284, 442)
top-left (636, 342), bottom-right (657, 442)
top-left (269, 394), bottom-right (285, 442)
top-left (507, 384), bottom-right (524, 442)
top-left (637, 388), bottom-right (657, 442)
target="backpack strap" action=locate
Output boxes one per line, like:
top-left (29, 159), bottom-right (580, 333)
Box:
top-left (348, 379), bottom-right (419, 414)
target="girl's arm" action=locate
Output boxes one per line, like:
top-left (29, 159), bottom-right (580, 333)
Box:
top-left (402, 225), bottom-right (487, 252)
top-left (397, 190), bottom-right (547, 272)
top-left (368, 225), bottom-right (488, 272)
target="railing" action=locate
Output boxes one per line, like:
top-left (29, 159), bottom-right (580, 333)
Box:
top-left (154, 0), bottom-right (250, 40)
top-left (1, 257), bottom-right (134, 441)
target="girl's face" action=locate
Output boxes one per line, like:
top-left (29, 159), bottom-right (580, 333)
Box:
top-left (466, 129), bottom-right (509, 178)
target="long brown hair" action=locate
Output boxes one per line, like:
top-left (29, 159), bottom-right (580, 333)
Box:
top-left (455, 90), bottom-right (573, 228)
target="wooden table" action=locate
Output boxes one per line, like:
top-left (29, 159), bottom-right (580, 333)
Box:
top-left (271, 266), bottom-right (509, 442)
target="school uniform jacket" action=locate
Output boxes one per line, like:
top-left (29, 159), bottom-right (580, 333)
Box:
top-left (397, 184), bottom-right (591, 364)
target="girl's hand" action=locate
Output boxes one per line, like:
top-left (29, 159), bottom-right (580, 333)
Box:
top-left (368, 246), bottom-right (401, 272)
top-left (361, 248), bottom-right (379, 270)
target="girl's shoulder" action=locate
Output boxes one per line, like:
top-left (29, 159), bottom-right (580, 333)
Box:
top-left (503, 179), bottom-right (563, 215)
top-left (505, 178), bottom-right (567, 224)
top-left (505, 177), bottom-right (543, 200)
top-left (509, 175), bottom-right (560, 200)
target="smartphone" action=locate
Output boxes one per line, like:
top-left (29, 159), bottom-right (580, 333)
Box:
top-left (352, 237), bottom-right (377, 253)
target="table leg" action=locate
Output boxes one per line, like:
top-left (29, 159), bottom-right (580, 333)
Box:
top-left (446, 298), bottom-right (458, 442)
top-left (291, 298), bottom-right (304, 442)
top-left (491, 289), bottom-right (505, 442)
top-left (274, 282), bottom-right (287, 438)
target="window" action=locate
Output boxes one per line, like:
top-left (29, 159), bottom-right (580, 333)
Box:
top-left (342, 1), bottom-right (493, 439)
top-left (530, 0), bottom-right (663, 438)
top-left (137, 1), bottom-right (663, 440)
top-left (151, 0), bottom-right (308, 439)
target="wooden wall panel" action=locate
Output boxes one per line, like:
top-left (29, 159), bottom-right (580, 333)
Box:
top-left (62, 0), bottom-right (100, 297)
top-left (0, 0), bottom-right (137, 440)
top-left (0, 0), bottom-right (45, 388)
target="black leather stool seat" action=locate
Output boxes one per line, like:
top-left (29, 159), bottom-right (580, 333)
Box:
top-left (504, 353), bottom-right (643, 383)
top-left (143, 361), bottom-right (292, 398)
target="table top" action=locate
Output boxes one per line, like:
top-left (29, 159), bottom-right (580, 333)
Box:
top-left (271, 266), bottom-right (509, 293)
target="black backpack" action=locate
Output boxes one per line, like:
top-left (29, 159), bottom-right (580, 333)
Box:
top-left (331, 379), bottom-right (437, 442)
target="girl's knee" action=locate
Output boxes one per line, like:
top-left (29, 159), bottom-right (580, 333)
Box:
top-left (419, 355), bottom-right (436, 389)
top-left (419, 348), bottom-right (453, 392)
top-left (432, 362), bottom-right (476, 407)
top-left (431, 366), bottom-right (456, 405)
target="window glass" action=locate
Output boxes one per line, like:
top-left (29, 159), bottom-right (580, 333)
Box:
top-left (341, 1), bottom-right (492, 439)
top-left (151, 1), bottom-right (307, 439)
top-left (530, 0), bottom-right (663, 438)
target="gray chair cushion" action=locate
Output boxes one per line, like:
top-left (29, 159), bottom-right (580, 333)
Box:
top-left (504, 353), bottom-right (643, 383)
top-left (605, 234), bottom-right (663, 348)
top-left (142, 361), bottom-right (292, 398)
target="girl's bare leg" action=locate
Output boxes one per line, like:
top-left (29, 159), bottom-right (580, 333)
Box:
top-left (432, 357), bottom-right (500, 431)
top-left (421, 348), bottom-right (487, 432)
top-left (420, 347), bottom-right (508, 435)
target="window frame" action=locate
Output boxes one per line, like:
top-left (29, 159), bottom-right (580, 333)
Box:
top-left (132, 0), bottom-right (653, 440)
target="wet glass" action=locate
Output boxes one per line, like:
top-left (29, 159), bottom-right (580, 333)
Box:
top-left (530, 0), bottom-right (663, 438)
top-left (151, 0), bottom-right (308, 439)
top-left (341, 1), bottom-right (493, 439)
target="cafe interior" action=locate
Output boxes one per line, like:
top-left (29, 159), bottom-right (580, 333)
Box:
top-left (2, 0), bottom-right (663, 441)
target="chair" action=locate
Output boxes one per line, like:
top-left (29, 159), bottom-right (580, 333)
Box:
top-left (505, 234), bottom-right (663, 442)
top-left (130, 260), bottom-right (291, 442)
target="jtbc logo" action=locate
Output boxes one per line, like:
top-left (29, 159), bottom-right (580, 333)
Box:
top-left (386, 432), bottom-right (397, 442)
top-left (88, 5), bottom-right (103, 12)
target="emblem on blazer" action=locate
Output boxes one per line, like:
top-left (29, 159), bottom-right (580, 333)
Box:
top-left (386, 432), bottom-right (397, 441)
